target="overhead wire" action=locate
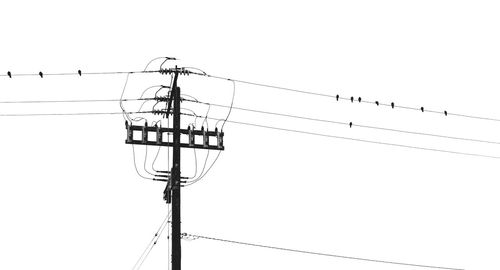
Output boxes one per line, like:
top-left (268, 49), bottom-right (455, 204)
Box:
top-left (120, 73), bottom-right (133, 122)
top-left (182, 233), bottom-right (463, 270)
top-left (143, 57), bottom-right (175, 72)
top-left (133, 208), bottom-right (172, 270)
top-left (0, 98), bottom-right (150, 104)
top-left (180, 113), bottom-right (500, 160)
top-left (151, 75), bottom-right (175, 173)
top-left (0, 111), bottom-right (149, 117)
top-left (183, 80), bottom-right (235, 186)
top-left (192, 72), bottom-right (500, 124)
top-left (182, 99), bottom-right (500, 146)
top-left (187, 100), bottom-right (214, 182)
top-left (131, 145), bottom-right (156, 181)
top-left (0, 70), bottom-right (160, 78)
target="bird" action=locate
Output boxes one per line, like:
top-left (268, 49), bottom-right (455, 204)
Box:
top-left (78, 70), bottom-right (82, 76)
top-left (7, 71), bottom-right (11, 78)
top-left (421, 107), bottom-right (424, 112)
top-left (349, 122), bottom-right (352, 128)
top-left (358, 97), bottom-right (362, 103)
top-left (336, 94), bottom-right (339, 101)
top-left (350, 96), bottom-right (354, 103)
top-left (375, 101), bottom-right (379, 106)
top-left (444, 110), bottom-right (448, 116)
top-left (39, 71), bottom-right (43, 78)
top-left (391, 102), bottom-right (395, 109)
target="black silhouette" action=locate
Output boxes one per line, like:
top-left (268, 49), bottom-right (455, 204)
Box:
top-left (421, 107), bottom-right (424, 112)
top-left (349, 122), bottom-right (352, 128)
top-left (391, 102), bottom-right (394, 109)
top-left (350, 96), bottom-right (354, 103)
top-left (336, 94), bottom-right (339, 101)
top-left (39, 72), bottom-right (43, 78)
top-left (7, 71), bottom-right (11, 78)
top-left (358, 97), bottom-right (361, 103)
top-left (78, 70), bottom-right (82, 76)
top-left (444, 110), bottom-right (448, 116)
top-left (375, 101), bottom-right (379, 106)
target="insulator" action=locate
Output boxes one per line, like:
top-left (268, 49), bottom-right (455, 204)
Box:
top-left (126, 121), bottom-right (132, 143)
top-left (142, 122), bottom-right (148, 142)
top-left (154, 96), bottom-right (169, 102)
top-left (156, 124), bottom-right (162, 144)
top-left (188, 126), bottom-right (194, 146)
top-left (203, 127), bottom-right (208, 147)
top-left (217, 131), bottom-right (224, 149)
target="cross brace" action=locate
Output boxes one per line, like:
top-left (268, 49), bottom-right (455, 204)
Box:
top-left (125, 122), bottom-right (225, 150)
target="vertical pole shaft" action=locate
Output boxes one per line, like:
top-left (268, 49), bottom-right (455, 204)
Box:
top-left (170, 69), bottom-right (182, 270)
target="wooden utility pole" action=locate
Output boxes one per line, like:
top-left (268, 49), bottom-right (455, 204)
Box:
top-left (125, 66), bottom-right (225, 270)
top-left (169, 68), bottom-right (182, 270)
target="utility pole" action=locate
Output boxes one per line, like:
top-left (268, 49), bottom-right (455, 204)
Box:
top-left (125, 66), bottom-right (225, 270)
top-left (169, 68), bottom-right (182, 270)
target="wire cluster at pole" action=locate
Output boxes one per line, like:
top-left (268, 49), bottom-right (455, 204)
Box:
top-left (0, 57), bottom-right (494, 270)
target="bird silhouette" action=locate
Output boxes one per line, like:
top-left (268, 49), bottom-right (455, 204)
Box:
top-left (7, 71), bottom-right (11, 78)
top-left (358, 97), bottom-right (362, 103)
top-left (350, 96), bottom-right (354, 103)
top-left (336, 94), bottom-right (339, 101)
top-left (78, 70), bottom-right (82, 76)
top-left (349, 122), bottom-right (352, 128)
top-left (375, 101), bottom-right (379, 106)
top-left (444, 110), bottom-right (448, 116)
top-left (39, 72), bottom-right (43, 78)
top-left (421, 107), bottom-right (424, 112)
top-left (391, 102), bottom-right (394, 108)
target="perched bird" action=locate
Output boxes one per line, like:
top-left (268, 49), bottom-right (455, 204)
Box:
top-left (421, 107), bottom-right (424, 112)
top-left (39, 71), bottom-right (43, 78)
top-left (349, 122), bottom-right (352, 128)
top-left (391, 102), bottom-right (395, 109)
top-left (358, 97), bottom-right (362, 103)
top-left (78, 70), bottom-right (82, 76)
top-left (375, 101), bottom-right (379, 106)
top-left (444, 110), bottom-right (448, 116)
top-left (336, 94), bottom-right (339, 101)
top-left (7, 71), bottom-right (12, 78)
top-left (350, 96), bottom-right (354, 103)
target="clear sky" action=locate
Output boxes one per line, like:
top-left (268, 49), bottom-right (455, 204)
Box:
top-left (0, 1), bottom-right (499, 269)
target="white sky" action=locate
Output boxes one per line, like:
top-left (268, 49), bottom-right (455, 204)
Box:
top-left (0, 1), bottom-right (499, 269)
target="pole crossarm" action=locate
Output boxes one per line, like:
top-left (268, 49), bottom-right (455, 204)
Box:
top-left (125, 122), bottom-right (225, 150)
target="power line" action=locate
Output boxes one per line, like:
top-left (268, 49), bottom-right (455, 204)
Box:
top-left (180, 113), bottom-right (500, 160)
top-left (0, 70), bottom-right (160, 78)
top-left (133, 209), bottom-right (172, 270)
top-left (0, 111), bottom-right (151, 117)
top-left (0, 98), bottom-right (151, 104)
top-left (183, 99), bottom-right (500, 145)
top-left (182, 233), bottom-right (463, 270)
top-left (190, 72), bottom-right (500, 123)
